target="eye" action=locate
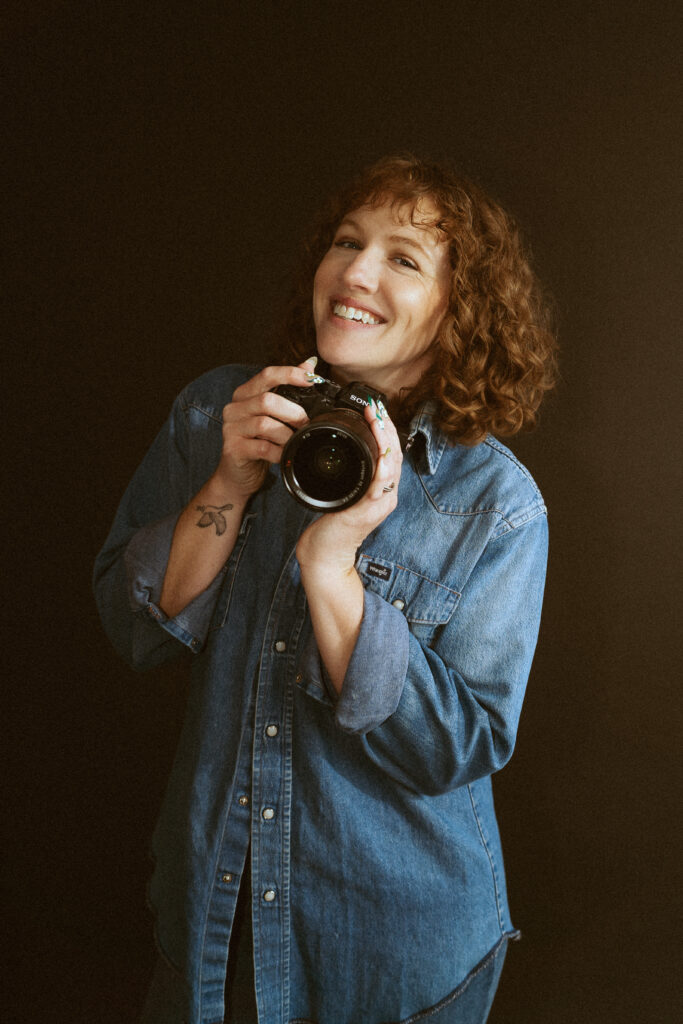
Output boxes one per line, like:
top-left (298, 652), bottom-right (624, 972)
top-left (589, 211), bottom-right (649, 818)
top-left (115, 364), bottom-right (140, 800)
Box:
top-left (334, 237), bottom-right (361, 250)
top-left (393, 255), bottom-right (418, 270)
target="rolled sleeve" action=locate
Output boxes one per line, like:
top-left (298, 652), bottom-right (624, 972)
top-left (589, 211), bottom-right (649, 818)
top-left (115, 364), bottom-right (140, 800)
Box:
top-left (299, 589), bottom-right (410, 733)
top-left (124, 512), bottom-right (225, 656)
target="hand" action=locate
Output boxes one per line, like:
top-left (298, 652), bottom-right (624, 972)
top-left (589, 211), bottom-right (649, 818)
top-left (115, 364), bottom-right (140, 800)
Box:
top-left (296, 398), bottom-right (403, 573)
top-left (212, 358), bottom-right (318, 500)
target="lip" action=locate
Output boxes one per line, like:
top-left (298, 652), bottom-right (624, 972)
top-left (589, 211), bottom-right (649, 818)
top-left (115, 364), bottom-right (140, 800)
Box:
top-left (331, 296), bottom-right (387, 323)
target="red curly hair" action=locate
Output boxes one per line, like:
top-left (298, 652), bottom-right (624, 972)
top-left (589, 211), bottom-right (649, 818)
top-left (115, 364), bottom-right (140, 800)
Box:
top-left (272, 154), bottom-right (558, 445)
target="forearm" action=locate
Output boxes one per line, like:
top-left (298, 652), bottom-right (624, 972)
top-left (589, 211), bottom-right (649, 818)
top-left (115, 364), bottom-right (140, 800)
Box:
top-left (295, 402), bottom-right (401, 695)
top-left (298, 557), bottom-right (365, 695)
top-left (160, 474), bottom-right (248, 618)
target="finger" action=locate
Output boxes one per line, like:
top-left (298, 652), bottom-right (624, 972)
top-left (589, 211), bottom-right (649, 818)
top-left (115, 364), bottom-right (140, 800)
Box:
top-left (298, 355), bottom-right (319, 371)
top-left (357, 439), bottom-right (395, 504)
top-left (230, 436), bottom-right (285, 465)
top-left (230, 413), bottom-right (298, 449)
top-left (223, 389), bottom-right (309, 429)
top-left (231, 359), bottom-right (319, 402)
top-left (365, 400), bottom-right (402, 473)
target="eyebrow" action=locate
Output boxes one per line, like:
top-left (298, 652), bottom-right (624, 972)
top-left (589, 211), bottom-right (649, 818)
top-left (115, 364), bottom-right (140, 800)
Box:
top-left (387, 233), bottom-right (432, 258)
top-left (337, 218), bottom-right (436, 261)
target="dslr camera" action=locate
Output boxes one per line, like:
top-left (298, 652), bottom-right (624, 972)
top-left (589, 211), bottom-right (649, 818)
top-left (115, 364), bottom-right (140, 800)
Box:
top-left (274, 377), bottom-right (387, 511)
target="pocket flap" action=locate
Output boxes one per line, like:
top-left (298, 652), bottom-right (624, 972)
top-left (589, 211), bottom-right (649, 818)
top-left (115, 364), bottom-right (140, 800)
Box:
top-left (357, 554), bottom-right (460, 625)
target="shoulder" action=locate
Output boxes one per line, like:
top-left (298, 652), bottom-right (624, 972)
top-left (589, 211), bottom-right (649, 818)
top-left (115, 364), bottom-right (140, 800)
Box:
top-left (175, 364), bottom-right (262, 423)
top-left (418, 432), bottom-right (546, 534)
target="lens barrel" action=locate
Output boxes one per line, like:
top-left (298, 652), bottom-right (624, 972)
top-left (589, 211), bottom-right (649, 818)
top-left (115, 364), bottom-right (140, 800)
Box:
top-left (280, 409), bottom-right (376, 511)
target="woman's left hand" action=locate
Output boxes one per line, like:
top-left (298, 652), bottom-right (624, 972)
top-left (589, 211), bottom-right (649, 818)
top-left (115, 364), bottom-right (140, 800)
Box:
top-left (295, 400), bottom-right (403, 692)
top-left (296, 399), bottom-right (403, 574)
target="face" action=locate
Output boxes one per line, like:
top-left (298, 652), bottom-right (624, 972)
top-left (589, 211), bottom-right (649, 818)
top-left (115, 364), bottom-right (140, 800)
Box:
top-left (313, 199), bottom-right (451, 398)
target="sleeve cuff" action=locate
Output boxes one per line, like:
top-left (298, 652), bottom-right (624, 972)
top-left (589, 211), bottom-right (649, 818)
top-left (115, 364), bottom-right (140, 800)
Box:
top-left (299, 589), bottom-right (410, 734)
top-left (124, 513), bottom-right (225, 653)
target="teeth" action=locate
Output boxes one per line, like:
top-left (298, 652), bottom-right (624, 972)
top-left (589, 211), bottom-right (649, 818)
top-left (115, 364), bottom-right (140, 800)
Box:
top-left (333, 302), bottom-right (381, 324)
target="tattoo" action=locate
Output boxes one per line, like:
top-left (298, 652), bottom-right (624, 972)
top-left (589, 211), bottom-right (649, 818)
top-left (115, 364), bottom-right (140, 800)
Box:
top-left (195, 502), bottom-right (234, 536)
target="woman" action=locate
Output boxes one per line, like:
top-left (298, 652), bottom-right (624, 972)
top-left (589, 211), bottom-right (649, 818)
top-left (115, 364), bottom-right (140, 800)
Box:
top-left (94, 154), bottom-right (557, 1024)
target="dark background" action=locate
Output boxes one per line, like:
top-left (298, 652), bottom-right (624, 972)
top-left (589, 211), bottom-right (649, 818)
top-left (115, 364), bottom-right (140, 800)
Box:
top-left (5, 2), bottom-right (682, 1021)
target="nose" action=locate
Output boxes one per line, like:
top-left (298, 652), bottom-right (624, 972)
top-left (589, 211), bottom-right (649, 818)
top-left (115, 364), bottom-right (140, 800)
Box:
top-left (341, 248), bottom-right (379, 292)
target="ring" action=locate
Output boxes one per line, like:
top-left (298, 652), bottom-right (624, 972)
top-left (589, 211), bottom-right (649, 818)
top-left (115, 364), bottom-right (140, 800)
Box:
top-left (382, 482), bottom-right (395, 493)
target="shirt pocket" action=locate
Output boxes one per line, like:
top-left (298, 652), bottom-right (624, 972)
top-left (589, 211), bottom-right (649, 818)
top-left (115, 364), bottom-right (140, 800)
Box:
top-left (356, 553), bottom-right (461, 643)
top-left (208, 512), bottom-right (256, 632)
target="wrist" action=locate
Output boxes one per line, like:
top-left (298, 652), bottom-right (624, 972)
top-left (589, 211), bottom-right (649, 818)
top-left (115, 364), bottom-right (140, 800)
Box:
top-left (202, 471), bottom-right (251, 511)
top-left (296, 526), bottom-right (360, 572)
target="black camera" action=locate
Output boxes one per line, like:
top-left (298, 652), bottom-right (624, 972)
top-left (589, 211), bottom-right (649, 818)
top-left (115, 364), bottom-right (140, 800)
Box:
top-left (274, 378), bottom-right (387, 511)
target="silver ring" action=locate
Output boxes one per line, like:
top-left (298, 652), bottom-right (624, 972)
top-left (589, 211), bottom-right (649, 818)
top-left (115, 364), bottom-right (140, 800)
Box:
top-left (382, 482), bottom-right (395, 493)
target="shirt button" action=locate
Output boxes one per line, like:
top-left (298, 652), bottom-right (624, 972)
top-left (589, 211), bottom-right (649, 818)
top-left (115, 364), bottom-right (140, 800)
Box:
top-left (274, 640), bottom-right (287, 653)
top-left (262, 807), bottom-right (275, 820)
top-left (221, 873), bottom-right (233, 883)
top-left (190, 638), bottom-right (201, 650)
top-left (266, 724), bottom-right (279, 738)
top-left (263, 889), bottom-right (276, 903)
top-left (391, 598), bottom-right (406, 611)
top-left (238, 795), bottom-right (249, 807)
top-left (295, 672), bottom-right (303, 683)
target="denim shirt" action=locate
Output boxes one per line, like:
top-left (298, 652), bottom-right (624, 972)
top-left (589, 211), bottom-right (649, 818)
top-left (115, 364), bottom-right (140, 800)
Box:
top-left (93, 364), bottom-right (548, 1024)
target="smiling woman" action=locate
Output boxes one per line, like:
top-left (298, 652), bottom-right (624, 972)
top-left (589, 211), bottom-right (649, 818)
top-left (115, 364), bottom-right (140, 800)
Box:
top-left (276, 153), bottom-right (557, 444)
top-left (312, 200), bottom-right (451, 397)
top-left (94, 154), bottom-right (558, 1024)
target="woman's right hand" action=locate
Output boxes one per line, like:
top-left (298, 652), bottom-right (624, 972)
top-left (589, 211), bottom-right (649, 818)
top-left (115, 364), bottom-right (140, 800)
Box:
top-left (212, 357), bottom-right (319, 500)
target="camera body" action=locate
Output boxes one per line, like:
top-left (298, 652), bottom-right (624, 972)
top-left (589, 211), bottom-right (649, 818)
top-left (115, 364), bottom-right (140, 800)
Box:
top-left (275, 379), bottom-right (387, 511)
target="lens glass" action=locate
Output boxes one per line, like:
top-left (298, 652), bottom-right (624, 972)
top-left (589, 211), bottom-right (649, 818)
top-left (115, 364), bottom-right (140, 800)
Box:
top-left (291, 430), bottom-right (361, 503)
top-left (313, 444), bottom-right (348, 479)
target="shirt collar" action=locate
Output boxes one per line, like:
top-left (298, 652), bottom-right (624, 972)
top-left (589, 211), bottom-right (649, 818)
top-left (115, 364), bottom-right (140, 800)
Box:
top-left (407, 401), bottom-right (449, 475)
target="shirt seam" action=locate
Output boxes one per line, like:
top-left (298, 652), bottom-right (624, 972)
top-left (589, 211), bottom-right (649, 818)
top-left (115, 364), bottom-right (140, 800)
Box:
top-left (467, 783), bottom-right (506, 932)
top-left (182, 397), bottom-right (224, 424)
top-left (416, 473), bottom-right (546, 532)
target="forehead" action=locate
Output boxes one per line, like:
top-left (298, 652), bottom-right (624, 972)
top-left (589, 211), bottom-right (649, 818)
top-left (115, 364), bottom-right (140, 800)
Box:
top-left (340, 196), bottom-right (446, 244)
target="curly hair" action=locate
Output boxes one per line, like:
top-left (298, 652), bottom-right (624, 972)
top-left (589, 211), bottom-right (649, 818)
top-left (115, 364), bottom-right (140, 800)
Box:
top-left (271, 154), bottom-right (558, 445)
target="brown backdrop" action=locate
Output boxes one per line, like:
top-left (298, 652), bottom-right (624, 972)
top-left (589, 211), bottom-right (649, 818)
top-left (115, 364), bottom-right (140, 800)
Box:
top-left (5, 2), bottom-right (682, 1021)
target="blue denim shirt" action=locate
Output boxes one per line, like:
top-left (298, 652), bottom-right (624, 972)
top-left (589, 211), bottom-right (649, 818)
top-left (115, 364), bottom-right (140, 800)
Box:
top-left (93, 364), bottom-right (548, 1024)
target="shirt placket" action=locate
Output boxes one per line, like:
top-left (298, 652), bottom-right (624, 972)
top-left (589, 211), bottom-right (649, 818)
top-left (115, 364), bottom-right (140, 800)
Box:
top-left (251, 549), bottom-right (308, 1024)
top-left (198, 683), bottom-right (257, 1022)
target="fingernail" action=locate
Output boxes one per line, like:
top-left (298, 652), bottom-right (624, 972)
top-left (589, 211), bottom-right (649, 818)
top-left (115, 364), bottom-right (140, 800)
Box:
top-left (383, 446), bottom-right (391, 457)
top-left (369, 395), bottom-right (385, 429)
top-left (305, 355), bottom-right (318, 368)
top-left (378, 400), bottom-right (388, 420)
top-left (305, 372), bottom-right (326, 383)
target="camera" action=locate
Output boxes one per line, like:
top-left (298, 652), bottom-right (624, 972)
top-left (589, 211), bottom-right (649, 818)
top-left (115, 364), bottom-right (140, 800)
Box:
top-left (274, 378), bottom-right (387, 511)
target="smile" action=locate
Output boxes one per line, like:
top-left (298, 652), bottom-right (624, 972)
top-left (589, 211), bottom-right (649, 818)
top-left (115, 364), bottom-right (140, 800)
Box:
top-left (332, 302), bottom-right (384, 325)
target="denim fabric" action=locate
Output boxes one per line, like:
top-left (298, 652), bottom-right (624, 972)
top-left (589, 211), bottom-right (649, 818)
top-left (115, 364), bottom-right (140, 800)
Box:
top-left (94, 364), bottom-right (547, 1024)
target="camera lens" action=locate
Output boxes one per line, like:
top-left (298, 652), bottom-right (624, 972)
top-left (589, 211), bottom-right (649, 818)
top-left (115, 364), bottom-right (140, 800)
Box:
top-left (292, 432), bottom-right (359, 503)
top-left (281, 413), bottom-right (376, 511)
top-left (313, 443), bottom-right (348, 480)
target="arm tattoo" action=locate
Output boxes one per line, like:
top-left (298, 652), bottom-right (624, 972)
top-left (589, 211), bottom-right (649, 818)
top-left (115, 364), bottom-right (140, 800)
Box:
top-left (195, 502), bottom-right (234, 536)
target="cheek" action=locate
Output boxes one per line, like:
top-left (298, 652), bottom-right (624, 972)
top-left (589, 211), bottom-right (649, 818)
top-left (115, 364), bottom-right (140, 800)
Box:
top-left (403, 289), bottom-right (443, 342)
top-left (411, 284), bottom-right (448, 339)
